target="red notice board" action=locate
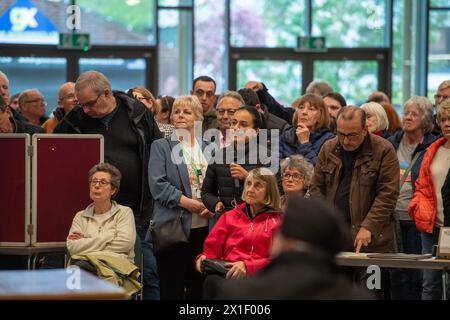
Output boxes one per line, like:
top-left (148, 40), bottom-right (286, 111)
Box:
top-left (0, 134), bottom-right (30, 246)
top-left (32, 134), bottom-right (103, 246)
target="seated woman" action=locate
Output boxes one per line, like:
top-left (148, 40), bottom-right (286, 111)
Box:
top-left (360, 102), bottom-right (391, 139)
top-left (280, 93), bottom-right (334, 165)
top-left (66, 162), bottom-right (140, 295)
top-left (280, 155), bottom-right (314, 208)
top-left (195, 167), bottom-right (282, 279)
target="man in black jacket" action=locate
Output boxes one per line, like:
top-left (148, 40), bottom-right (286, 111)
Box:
top-left (204, 197), bottom-right (372, 300)
top-left (54, 71), bottom-right (162, 300)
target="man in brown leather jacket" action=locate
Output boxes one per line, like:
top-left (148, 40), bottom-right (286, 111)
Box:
top-left (310, 106), bottom-right (399, 254)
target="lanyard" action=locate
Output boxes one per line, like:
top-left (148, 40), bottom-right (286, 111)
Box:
top-left (180, 142), bottom-right (203, 185)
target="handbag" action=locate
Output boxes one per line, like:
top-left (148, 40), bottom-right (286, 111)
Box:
top-left (150, 138), bottom-right (191, 255)
top-left (151, 214), bottom-right (188, 255)
top-left (200, 259), bottom-right (231, 276)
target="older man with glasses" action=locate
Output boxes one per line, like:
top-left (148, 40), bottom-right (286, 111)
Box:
top-left (310, 106), bottom-right (400, 298)
top-left (18, 89), bottom-right (48, 126)
top-left (42, 82), bottom-right (77, 133)
top-left (54, 70), bottom-right (162, 300)
top-left (214, 91), bottom-right (244, 148)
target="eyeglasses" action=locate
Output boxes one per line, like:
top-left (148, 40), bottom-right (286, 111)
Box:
top-left (282, 173), bottom-right (304, 182)
top-left (217, 109), bottom-right (236, 116)
top-left (78, 93), bottom-right (103, 109)
top-left (194, 89), bottom-right (215, 98)
top-left (337, 131), bottom-right (362, 141)
top-left (403, 110), bottom-right (420, 118)
top-left (24, 98), bottom-right (47, 106)
top-left (60, 94), bottom-right (77, 101)
top-left (89, 179), bottom-right (111, 187)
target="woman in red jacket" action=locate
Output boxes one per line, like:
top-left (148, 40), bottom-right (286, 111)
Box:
top-left (409, 100), bottom-right (450, 300)
top-left (195, 167), bottom-right (282, 279)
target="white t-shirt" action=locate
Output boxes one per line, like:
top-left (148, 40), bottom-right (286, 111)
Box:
top-left (431, 146), bottom-right (450, 227)
top-left (180, 140), bottom-right (209, 229)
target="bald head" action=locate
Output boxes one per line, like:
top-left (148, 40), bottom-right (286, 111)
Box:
top-left (58, 82), bottom-right (77, 114)
top-left (0, 71), bottom-right (10, 102)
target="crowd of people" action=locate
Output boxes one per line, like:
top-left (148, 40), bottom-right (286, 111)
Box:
top-left (1, 68), bottom-right (450, 300)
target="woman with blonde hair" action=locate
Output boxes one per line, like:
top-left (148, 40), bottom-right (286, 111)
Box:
top-left (149, 95), bottom-right (213, 299)
top-left (196, 167), bottom-right (282, 279)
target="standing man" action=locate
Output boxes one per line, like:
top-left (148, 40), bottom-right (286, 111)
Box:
top-left (310, 106), bottom-right (399, 255)
top-left (42, 82), bottom-right (77, 133)
top-left (191, 75), bottom-right (218, 134)
top-left (0, 71), bottom-right (10, 102)
top-left (18, 89), bottom-right (48, 126)
top-left (54, 71), bottom-right (162, 299)
top-left (0, 95), bottom-right (44, 134)
top-left (214, 91), bottom-right (244, 148)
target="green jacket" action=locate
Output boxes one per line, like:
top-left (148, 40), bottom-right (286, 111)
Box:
top-left (70, 253), bottom-right (141, 296)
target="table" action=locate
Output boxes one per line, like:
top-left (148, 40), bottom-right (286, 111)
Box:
top-left (336, 252), bottom-right (450, 300)
top-left (0, 246), bottom-right (67, 270)
top-left (0, 269), bottom-right (128, 300)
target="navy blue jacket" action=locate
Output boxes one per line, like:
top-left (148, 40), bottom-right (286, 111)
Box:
top-left (279, 127), bottom-right (335, 166)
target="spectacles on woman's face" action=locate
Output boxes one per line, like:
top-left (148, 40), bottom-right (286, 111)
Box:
top-left (282, 172), bottom-right (304, 182)
top-left (89, 179), bottom-right (111, 187)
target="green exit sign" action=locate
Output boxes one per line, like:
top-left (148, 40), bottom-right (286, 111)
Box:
top-left (296, 36), bottom-right (326, 52)
top-left (58, 33), bottom-right (91, 51)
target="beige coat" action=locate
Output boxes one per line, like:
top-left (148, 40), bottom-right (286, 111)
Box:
top-left (67, 201), bottom-right (136, 263)
top-left (310, 134), bottom-right (400, 253)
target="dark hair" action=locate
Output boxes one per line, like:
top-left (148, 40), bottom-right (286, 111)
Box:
top-left (238, 88), bottom-right (261, 106)
top-left (336, 106), bottom-right (366, 129)
top-left (192, 75), bottom-right (216, 92)
top-left (236, 105), bottom-right (263, 129)
top-left (159, 95), bottom-right (175, 113)
top-left (367, 91), bottom-right (390, 104)
top-left (323, 92), bottom-right (347, 107)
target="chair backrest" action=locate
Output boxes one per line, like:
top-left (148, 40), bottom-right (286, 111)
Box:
top-left (134, 235), bottom-right (144, 300)
top-left (134, 236), bottom-right (143, 270)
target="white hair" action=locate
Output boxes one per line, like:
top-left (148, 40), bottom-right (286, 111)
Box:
top-left (360, 102), bottom-right (389, 131)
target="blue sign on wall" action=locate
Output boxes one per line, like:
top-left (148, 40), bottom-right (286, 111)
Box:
top-left (0, 0), bottom-right (58, 33)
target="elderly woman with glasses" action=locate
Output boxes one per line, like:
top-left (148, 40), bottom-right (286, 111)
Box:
top-left (280, 155), bottom-right (314, 208)
top-left (66, 163), bottom-right (140, 295)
